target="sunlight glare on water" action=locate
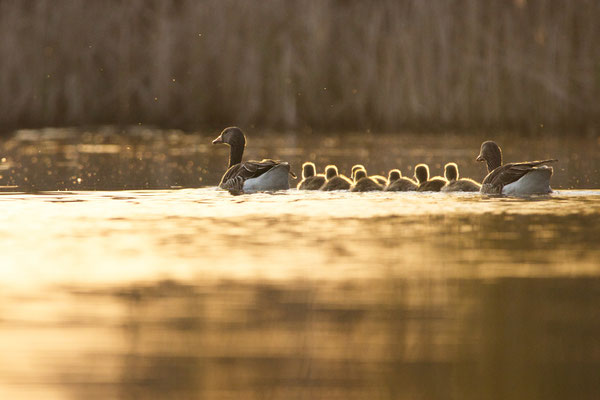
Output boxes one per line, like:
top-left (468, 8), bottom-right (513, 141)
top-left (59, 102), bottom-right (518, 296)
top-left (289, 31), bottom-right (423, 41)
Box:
top-left (1, 189), bottom-right (599, 290)
top-left (1, 129), bottom-right (599, 399)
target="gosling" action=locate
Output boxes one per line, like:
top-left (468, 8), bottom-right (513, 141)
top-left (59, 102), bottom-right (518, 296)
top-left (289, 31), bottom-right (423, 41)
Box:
top-left (385, 169), bottom-right (418, 191)
top-left (320, 165), bottom-right (352, 191)
top-left (415, 164), bottom-right (447, 192)
top-left (441, 162), bottom-right (481, 192)
top-left (297, 162), bottom-right (326, 190)
top-left (350, 168), bottom-right (383, 192)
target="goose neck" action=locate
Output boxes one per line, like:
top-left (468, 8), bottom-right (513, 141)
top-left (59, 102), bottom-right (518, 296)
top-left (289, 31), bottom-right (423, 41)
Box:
top-left (229, 143), bottom-right (244, 167)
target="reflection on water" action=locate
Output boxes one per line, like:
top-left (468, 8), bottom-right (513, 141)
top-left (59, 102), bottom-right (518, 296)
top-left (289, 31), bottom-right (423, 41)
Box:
top-left (0, 189), bottom-right (600, 399)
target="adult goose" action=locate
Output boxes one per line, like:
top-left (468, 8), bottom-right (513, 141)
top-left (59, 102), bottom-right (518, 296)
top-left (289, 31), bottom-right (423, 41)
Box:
top-left (212, 127), bottom-right (294, 194)
top-left (385, 169), bottom-right (418, 191)
top-left (476, 141), bottom-right (557, 195)
top-left (320, 165), bottom-right (352, 191)
top-left (297, 162), bottom-right (326, 190)
top-left (415, 164), bottom-right (447, 192)
top-left (350, 168), bottom-right (383, 192)
top-left (441, 162), bottom-right (481, 192)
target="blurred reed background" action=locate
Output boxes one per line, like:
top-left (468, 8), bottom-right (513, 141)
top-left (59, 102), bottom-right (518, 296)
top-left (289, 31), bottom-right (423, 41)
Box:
top-left (0, 0), bottom-right (598, 134)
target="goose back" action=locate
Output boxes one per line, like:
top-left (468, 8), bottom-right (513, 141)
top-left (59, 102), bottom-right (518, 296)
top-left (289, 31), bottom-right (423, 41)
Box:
top-left (481, 160), bottom-right (556, 194)
top-left (385, 177), bottom-right (418, 191)
top-left (321, 176), bottom-right (352, 191)
top-left (417, 178), bottom-right (447, 192)
top-left (298, 175), bottom-right (326, 190)
top-left (476, 140), bottom-right (557, 195)
top-left (442, 179), bottom-right (481, 192)
top-left (220, 160), bottom-right (291, 194)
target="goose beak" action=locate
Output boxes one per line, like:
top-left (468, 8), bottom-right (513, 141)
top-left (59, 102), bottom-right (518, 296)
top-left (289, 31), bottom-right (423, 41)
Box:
top-left (476, 154), bottom-right (484, 162)
top-left (212, 136), bottom-right (223, 145)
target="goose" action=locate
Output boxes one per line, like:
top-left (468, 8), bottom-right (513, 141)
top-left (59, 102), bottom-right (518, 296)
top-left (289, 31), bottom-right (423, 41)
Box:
top-left (441, 162), bottom-right (481, 192)
top-left (387, 169), bottom-right (401, 183)
top-left (350, 168), bottom-right (383, 192)
top-left (415, 164), bottom-right (447, 192)
top-left (351, 164), bottom-right (366, 181)
top-left (350, 164), bottom-right (386, 185)
top-left (385, 169), bottom-right (418, 191)
top-left (476, 141), bottom-right (557, 195)
top-left (297, 162), bottom-right (326, 190)
top-left (212, 127), bottom-right (294, 194)
top-left (320, 165), bottom-right (352, 191)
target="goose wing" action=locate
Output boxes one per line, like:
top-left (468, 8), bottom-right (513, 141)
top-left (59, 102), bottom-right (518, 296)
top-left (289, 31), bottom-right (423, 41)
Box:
top-left (218, 159), bottom-right (287, 192)
top-left (483, 159), bottom-right (557, 188)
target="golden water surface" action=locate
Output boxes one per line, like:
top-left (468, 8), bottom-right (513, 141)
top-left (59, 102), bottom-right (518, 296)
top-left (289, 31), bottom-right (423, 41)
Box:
top-left (0, 188), bottom-right (599, 400)
top-left (0, 129), bottom-right (599, 399)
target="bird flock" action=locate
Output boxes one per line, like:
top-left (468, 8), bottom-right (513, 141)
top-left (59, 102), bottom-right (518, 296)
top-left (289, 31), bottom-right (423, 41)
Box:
top-left (212, 127), bottom-right (556, 196)
top-left (297, 160), bottom-right (482, 192)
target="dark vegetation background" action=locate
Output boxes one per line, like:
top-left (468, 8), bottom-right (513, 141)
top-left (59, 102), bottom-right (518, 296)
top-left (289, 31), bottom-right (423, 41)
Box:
top-left (0, 0), bottom-right (599, 134)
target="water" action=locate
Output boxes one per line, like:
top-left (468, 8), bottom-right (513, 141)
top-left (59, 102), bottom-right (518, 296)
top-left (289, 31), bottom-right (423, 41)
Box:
top-left (2, 127), bottom-right (599, 190)
top-left (1, 129), bottom-right (599, 399)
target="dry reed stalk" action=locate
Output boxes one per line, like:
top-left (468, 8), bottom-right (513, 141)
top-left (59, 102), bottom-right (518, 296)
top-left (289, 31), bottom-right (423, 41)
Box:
top-left (0, 0), bottom-right (597, 133)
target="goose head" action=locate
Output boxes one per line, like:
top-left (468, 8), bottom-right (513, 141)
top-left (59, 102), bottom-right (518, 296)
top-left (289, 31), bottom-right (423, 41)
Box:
top-left (354, 168), bottom-right (367, 181)
top-left (414, 164), bottom-right (430, 184)
top-left (325, 165), bottom-right (339, 180)
top-left (351, 164), bottom-right (366, 181)
top-left (388, 169), bottom-right (401, 183)
top-left (301, 162), bottom-right (316, 179)
top-left (444, 162), bottom-right (459, 181)
top-left (477, 141), bottom-right (502, 172)
top-left (212, 127), bottom-right (246, 167)
top-left (212, 127), bottom-right (246, 147)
